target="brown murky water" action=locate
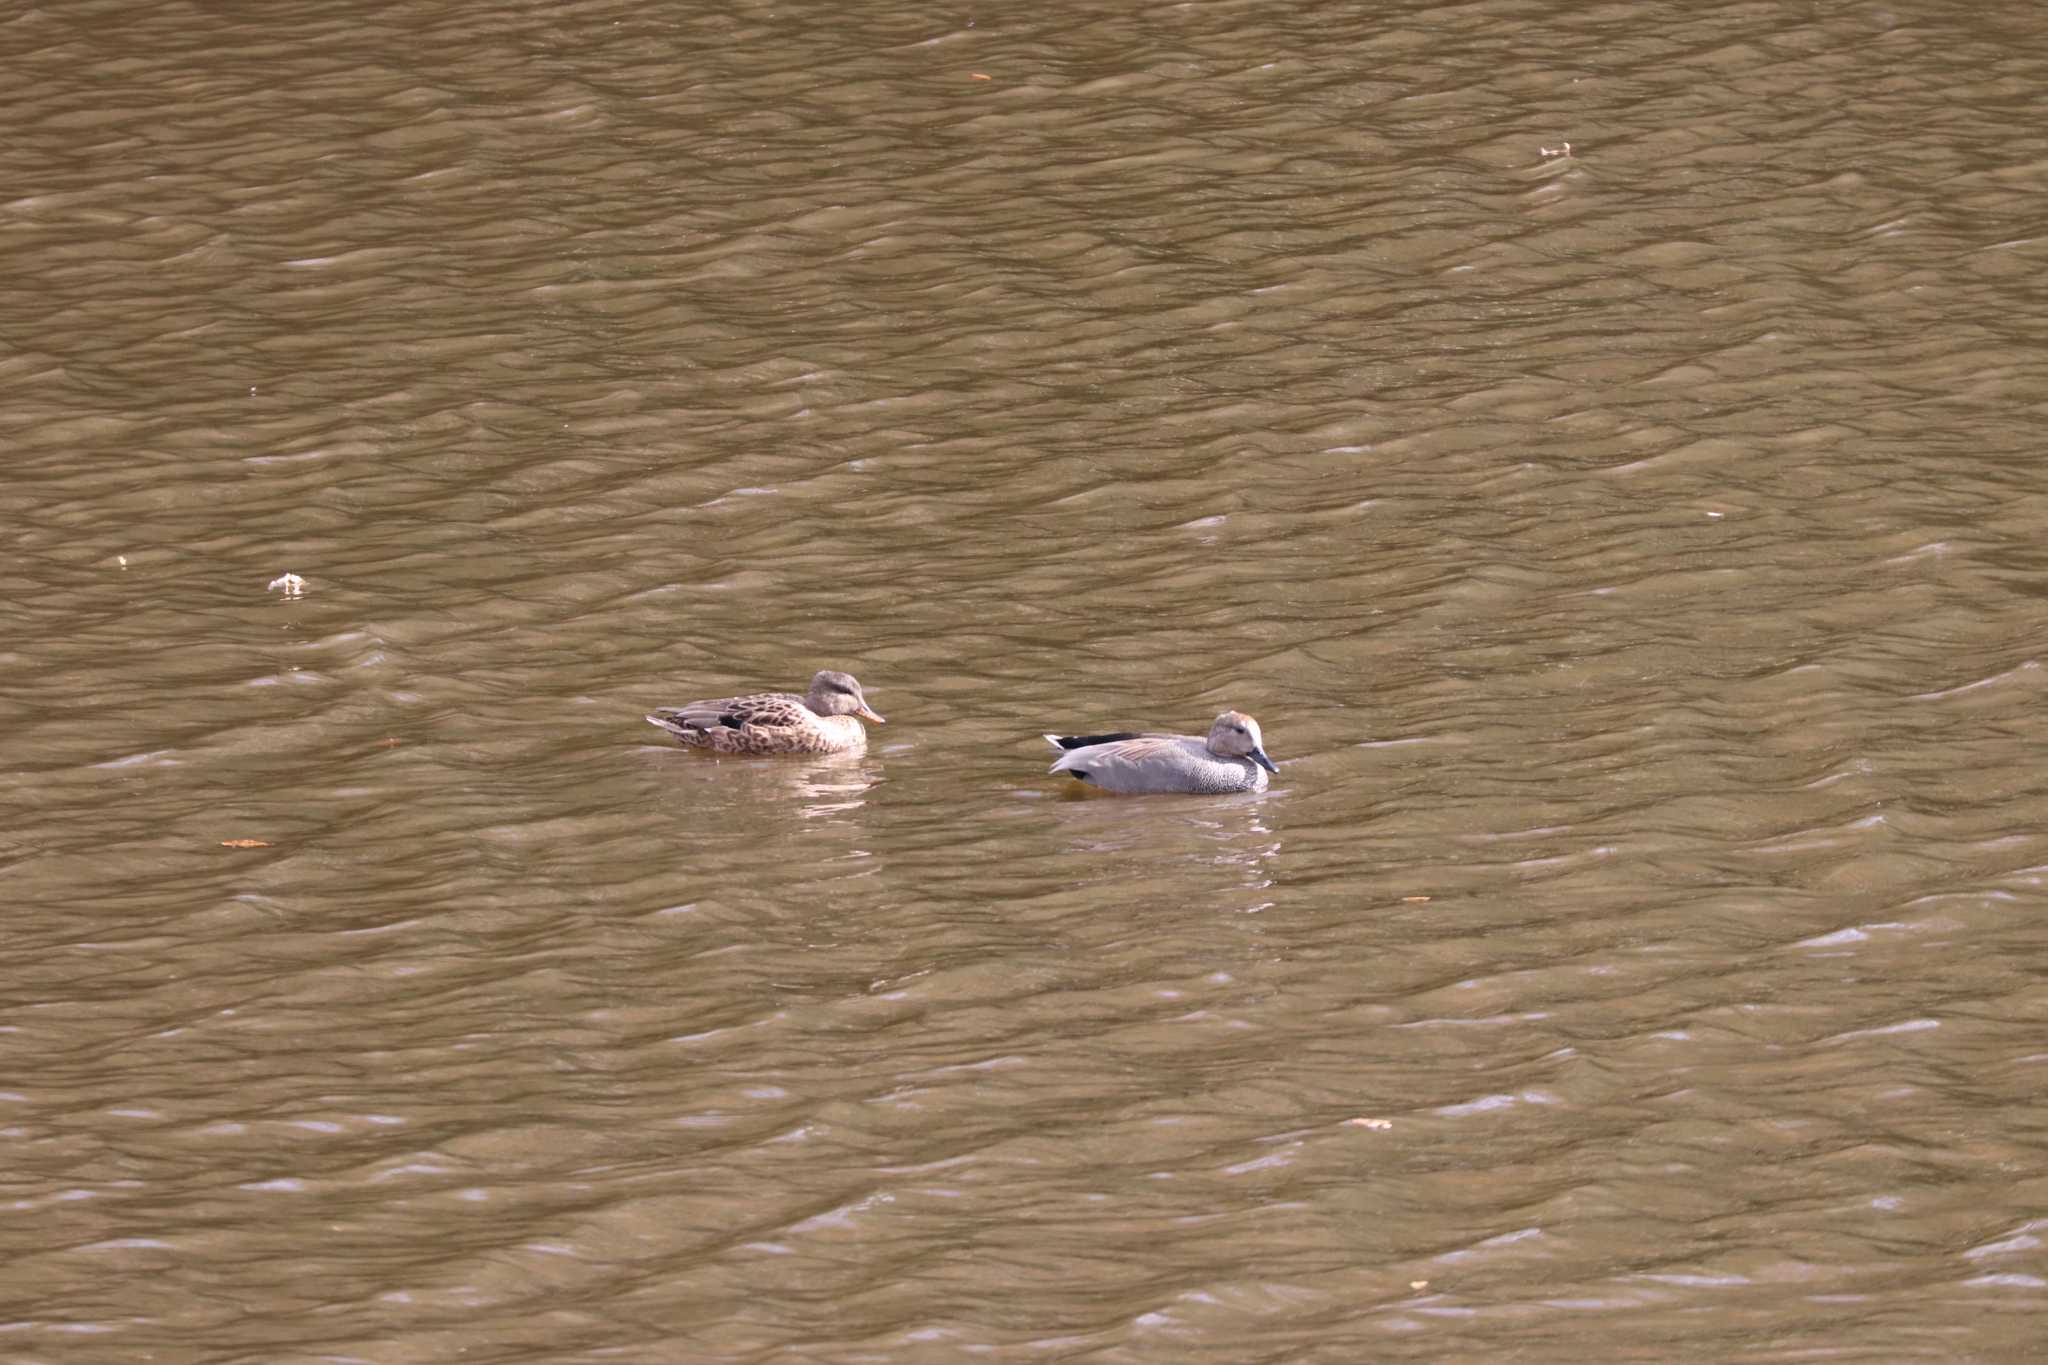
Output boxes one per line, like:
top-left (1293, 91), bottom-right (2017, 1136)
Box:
top-left (6, 0), bottom-right (2047, 1359)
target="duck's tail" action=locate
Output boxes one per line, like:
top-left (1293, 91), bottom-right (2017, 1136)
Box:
top-left (647, 712), bottom-right (702, 742)
top-left (1045, 731), bottom-right (1142, 752)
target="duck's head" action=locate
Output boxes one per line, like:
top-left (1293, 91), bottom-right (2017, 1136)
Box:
top-left (1208, 710), bottom-right (1277, 773)
top-left (807, 670), bottom-right (885, 724)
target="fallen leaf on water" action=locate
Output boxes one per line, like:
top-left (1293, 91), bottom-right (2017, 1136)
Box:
top-left (1347, 1117), bottom-right (1393, 1130)
top-left (970, 72), bottom-right (992, 80)
top-left (220, 839), bottom-right (270, 849)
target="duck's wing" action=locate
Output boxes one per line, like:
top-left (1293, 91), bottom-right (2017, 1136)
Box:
top-left (1047, 733), bottom-right (1190, 777)
top-left (649, 690), bottom-right (809, 735)
top-left (1043, 730), bottom-right (1146, 752)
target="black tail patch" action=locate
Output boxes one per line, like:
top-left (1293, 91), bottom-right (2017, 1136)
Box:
top-left (1051, 731), bottom-right (1142, 751)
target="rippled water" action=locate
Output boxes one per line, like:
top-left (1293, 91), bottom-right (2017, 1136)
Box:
top-left (6, 0), bottom-right (2047, 1359)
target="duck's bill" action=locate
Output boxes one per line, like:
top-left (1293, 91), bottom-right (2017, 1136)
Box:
top-left (856, 705), bottom-right (886, 724)
top-left (1251, 748), bottom-right (1278, 774)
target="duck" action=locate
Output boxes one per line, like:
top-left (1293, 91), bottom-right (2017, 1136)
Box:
top-left (646, 670), bottom-right (884, 755)
top-left (1044, 710), bottom-right (1278, 794)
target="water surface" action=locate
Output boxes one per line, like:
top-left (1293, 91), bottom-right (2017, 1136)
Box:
top-left (5, 0), bottom-right (2047, 1359)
